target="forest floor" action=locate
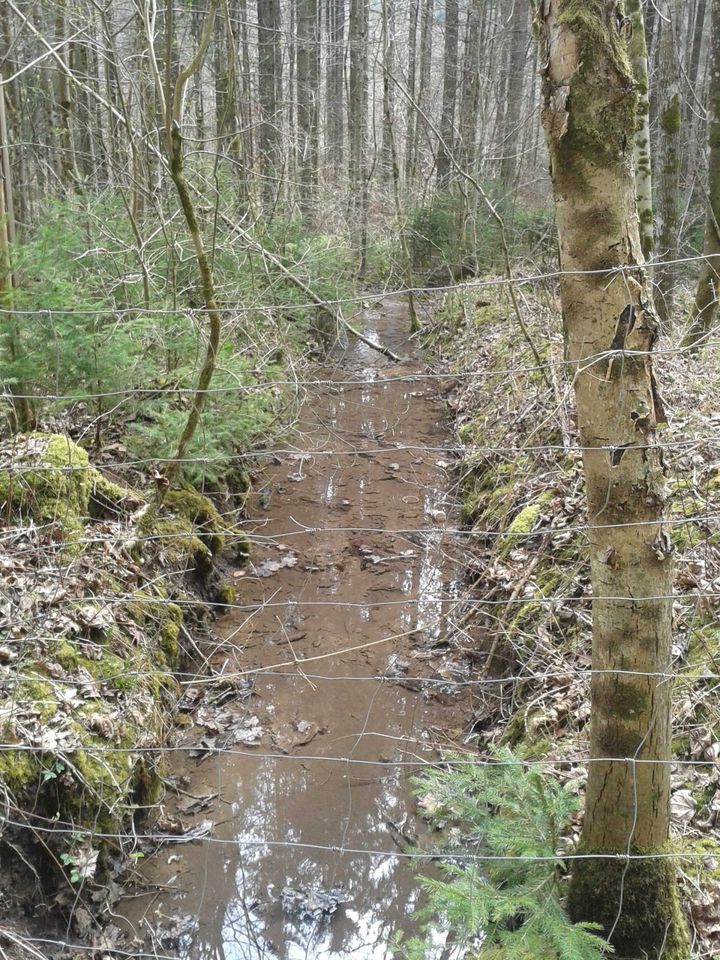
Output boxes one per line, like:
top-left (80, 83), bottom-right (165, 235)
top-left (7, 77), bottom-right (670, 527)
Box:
top-left (436, 281), bottom-right (720, 957)
top-left (2, 284), bottom-right (720, 958)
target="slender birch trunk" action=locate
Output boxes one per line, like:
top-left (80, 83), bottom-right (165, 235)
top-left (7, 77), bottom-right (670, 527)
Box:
top-left (628, 0), bottom-right (654, 259)
top-left (655, 0), bottom-right (681, 325)
top-left (683, 0), bottom-right (720, 348)
top-left (537, 3), bottom-right (688, 957)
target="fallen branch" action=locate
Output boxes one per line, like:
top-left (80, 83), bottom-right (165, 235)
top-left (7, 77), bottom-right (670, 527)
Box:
top-left (217, 212), bottom-right (404, 363)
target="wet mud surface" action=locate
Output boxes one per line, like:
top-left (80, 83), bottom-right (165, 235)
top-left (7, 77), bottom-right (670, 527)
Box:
top-left (118, 300), bottom-right (477, 959)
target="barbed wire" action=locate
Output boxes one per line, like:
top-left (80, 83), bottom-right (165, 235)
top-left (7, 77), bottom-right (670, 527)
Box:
top-left (2, 341), bottom-right (719, 406)
top-left (2, 434), bottom-right (720, 463)
top-left (0, 733), bottom-right (719, 767)
top-left (2, 587), bottom-right (718, 620)
top-left (2, 664), bottom-right (717, 691)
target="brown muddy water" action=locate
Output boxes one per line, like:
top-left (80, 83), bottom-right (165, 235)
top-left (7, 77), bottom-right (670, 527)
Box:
top-left (117, 299), bottom-right (478, 959)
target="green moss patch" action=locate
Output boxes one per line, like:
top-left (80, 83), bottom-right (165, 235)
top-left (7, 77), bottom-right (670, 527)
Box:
top-left (0, 433), bottom-right (238, 893)
top-left (568, 848), bottom-right (688, 960)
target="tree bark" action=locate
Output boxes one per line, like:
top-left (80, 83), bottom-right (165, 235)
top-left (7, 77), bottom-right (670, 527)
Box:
top-left (408, 0), bottom-right (433, 187)
top-left (348, 0), bottom-right (369, 270)
top-left (655, 0), bottom-right (681, 326)
top-left (436, 0), bottom-right (458, 187)
top-left (628, 0), bottom-right (653, 259)
top-left (326, 0), bottom-right (345, 175)
top-left (380, 0), bottom-right (397, 181)
top-left (458, 0), bottom-right (482, 178)
top-left (537, 3), bottom-right (688, 957)
top-left (297, 0), bottom-right (319, 214)
top-left (404, 0), bottom-right (419, 185)
top-left (256, 0), bottom-right (282, 205)
top-left (684, 0), bottom-right (720, 348)
top-left (54, 0), bottom-right (82, 190)
top-left (499, 0), bottom-right (529, 189)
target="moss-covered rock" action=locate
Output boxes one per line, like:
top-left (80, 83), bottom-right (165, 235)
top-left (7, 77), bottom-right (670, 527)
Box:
top-left (163, 486), bottom-right (226, 554)
top-left (0, 433), bottom-right (139, 551)
top-left (135, 505), bottom-right (214, 575)
top-left (0, 434), bottom-right (92, 548)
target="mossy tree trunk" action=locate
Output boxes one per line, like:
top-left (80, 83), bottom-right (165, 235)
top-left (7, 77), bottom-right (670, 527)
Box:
top-left (683, 0), bottom-right (720, 349)
top-left (655, 0), bottom-right (681, 326)
top-left (627, 0), bottom-right (653, 259)
top-left (537, 3), bottom-right (688, 958)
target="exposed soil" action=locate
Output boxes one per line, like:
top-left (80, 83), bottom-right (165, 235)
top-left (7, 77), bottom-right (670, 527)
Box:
top-left (115, 299), bottom-right (479, 958)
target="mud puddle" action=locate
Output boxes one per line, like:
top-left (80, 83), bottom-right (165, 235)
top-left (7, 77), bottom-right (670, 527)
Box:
top-left (117, 299), bottom-right (477, 959)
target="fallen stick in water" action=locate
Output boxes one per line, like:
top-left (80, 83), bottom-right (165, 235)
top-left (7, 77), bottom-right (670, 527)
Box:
top-left (218, 213), bottom-right (405, 363)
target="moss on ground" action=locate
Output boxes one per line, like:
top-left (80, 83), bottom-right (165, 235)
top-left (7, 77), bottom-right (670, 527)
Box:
top-left (505, 491), bottom-right (555, 541)
top-left (0, 432), bottom-right (240, 889)
top-left (0, 434), bottom-right (141, 552)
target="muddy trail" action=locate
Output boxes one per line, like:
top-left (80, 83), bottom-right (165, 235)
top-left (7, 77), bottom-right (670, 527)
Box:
top-left (118, 299), bottom-right (478, 959)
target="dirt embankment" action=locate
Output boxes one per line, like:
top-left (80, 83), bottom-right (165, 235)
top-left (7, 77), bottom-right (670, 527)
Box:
top-left (0, 432), bottom-right (245, 938)
top-left (434, 283), bottom-right (720, 955)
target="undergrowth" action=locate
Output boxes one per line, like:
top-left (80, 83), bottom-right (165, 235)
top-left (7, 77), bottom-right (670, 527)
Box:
top-left (1, 195), bottom-right (356, 484)
top-left (394, 749), bottom-right (611, 959)
top-left (432, 282), bottom-right (720, 956)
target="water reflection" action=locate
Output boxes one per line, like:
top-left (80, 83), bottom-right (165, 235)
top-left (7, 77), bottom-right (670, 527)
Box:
top-left (118, 302), bottom-right (467, 960)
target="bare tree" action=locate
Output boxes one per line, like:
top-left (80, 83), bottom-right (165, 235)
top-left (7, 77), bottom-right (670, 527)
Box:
top-left (684, 0), bottom-right (720, 348)
top-left (436, 0), bottom-right (458, 187)
top-left (655, 0), bottom-right (681, 325)
top-left (499, 0), bottom-right (529, 190)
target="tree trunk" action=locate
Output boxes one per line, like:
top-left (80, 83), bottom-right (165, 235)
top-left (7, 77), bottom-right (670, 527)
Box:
top-left (256, 0), bottom-right (282, 206)
top-left (683, 0), bottom-right (720, 349)
top-left (655, 0), bottom-right (681, 326)
top-left (55, 0), bottom-right (82, 190)
top-left (687, 0), bottom-right (707, 108)
top-left (499, 0), bottom-right (529, 190)
top-left (537, 4), bottom-right (688, 958)
top-left (380, 0), bottom-right (397, 181)
top-left (628, 0), bottom-right (654, 259)
top-left (404, 0), bottom-right (419, 185)
top-left (348, 0), bottom-right (369, 271)
top-left (0, 81), bottom-right (33, 432)
top-left (157, 0), bottom-right (222, 480)
top-left (326, 0), bottom-right (345, 176)
top-left (408, 0), bottom-right (433, 187)
top-left (458, 0), bottom-right (482, 178)
top-left (297, 0), bottom-right (319, 214)
top-left (436, 0), bottom-right (458, 187)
